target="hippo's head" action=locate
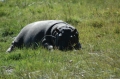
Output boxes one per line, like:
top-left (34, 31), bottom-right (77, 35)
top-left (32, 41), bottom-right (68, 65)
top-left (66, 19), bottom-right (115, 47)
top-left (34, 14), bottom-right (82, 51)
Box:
top-left (53, 26), bottom-right (80, 50)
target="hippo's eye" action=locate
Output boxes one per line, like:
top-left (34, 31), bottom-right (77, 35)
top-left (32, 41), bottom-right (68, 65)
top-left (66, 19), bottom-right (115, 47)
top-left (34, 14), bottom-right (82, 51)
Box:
top-left (59, 33), bottom-right (62, 36)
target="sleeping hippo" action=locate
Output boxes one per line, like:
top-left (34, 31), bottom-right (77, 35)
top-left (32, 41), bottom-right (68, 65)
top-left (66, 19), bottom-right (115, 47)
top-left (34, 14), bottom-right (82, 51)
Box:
top-left (6, 20), bottom-right (81, 52)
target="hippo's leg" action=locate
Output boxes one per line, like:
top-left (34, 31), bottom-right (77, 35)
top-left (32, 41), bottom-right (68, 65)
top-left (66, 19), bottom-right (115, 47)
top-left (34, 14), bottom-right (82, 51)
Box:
top-left (6, 39), bottom-right (23, 52)
top-left (74, 42), bottom-right (81, 50)
top-left (41, 38), bottom-right (53, 50)
top-left (6, 41), bottom-right (15, 52)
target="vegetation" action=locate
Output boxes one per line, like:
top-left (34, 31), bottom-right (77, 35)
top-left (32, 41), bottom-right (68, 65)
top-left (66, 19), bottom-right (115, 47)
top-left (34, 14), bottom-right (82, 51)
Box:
top-left (0, 0), bottom-right (120, 79)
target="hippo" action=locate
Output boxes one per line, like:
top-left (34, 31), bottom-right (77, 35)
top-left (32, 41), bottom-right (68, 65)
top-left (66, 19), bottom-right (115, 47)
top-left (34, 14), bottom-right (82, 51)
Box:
top-left (6, 20), bottom-right (81, 52)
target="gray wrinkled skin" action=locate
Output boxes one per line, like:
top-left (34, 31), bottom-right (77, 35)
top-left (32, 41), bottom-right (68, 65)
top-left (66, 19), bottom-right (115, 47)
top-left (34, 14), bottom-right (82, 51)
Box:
top-left (6, 20), bottom-right (81, 52)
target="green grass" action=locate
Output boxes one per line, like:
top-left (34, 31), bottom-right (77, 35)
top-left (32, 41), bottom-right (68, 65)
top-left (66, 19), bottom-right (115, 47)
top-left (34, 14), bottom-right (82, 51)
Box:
top-left (0, 0), bottom-right (120, 79)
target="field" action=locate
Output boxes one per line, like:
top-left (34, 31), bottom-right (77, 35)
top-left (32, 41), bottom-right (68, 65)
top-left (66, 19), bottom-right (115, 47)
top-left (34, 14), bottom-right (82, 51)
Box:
top-left (0, 0), bottom-right (120, 79)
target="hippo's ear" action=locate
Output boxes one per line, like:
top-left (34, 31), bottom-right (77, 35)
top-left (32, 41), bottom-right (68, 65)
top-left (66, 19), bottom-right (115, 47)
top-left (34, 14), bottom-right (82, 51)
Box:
top-left (72, 29), bottom-right (77, 34)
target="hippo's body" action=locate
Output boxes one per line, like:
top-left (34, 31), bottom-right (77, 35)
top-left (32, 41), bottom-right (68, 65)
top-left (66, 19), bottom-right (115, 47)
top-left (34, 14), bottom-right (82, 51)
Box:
top-left (6, 20), bottom-right (81, 52)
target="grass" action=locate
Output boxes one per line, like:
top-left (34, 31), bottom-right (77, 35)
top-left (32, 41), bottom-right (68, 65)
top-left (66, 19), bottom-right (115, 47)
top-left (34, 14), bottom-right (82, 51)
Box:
top-left (0, 0), bottom-right (120, 79)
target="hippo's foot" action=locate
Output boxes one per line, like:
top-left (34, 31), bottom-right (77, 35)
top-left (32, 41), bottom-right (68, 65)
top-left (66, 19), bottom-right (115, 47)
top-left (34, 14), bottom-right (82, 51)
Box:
top-left (43, 43), bottom-right (53, 51)
top-left (47, 45), bottom-right (53, 50)
top-left (6, 45), bottom-right (14, 53)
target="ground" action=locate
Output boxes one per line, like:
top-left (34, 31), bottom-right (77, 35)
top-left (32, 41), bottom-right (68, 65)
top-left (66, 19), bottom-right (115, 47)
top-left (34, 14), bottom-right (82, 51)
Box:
top-left (0, 0), bottom-right (120, 79)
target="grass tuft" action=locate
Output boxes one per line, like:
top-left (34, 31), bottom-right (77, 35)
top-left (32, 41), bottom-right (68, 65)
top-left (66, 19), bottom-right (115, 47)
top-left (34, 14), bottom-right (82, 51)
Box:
top-left (91, 20), bottom-right (104, 28)
top-left (5, 53), bottom-right (22, 61)
top-left (114, 26), bottom-right (120, 34)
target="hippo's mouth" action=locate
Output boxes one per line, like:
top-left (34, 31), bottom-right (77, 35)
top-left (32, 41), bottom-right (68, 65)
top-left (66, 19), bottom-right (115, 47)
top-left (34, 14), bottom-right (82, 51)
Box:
top-left (57, 40), bottom-right (77, 50)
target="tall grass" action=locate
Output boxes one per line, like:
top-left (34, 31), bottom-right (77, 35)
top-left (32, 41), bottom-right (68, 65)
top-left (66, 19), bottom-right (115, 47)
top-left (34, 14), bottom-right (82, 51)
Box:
top-left (0, 0), bottom-right (120, 79)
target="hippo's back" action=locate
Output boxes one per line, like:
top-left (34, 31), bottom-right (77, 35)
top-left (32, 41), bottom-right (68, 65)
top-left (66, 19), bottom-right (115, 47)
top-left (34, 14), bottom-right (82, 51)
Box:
top-left (15, 20), bottom-right (64, 46)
